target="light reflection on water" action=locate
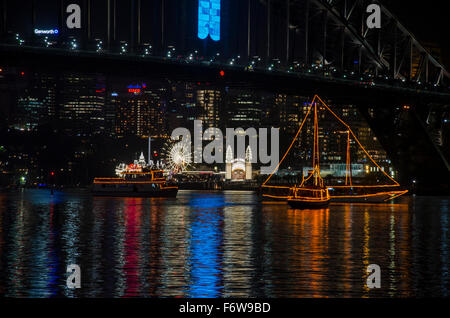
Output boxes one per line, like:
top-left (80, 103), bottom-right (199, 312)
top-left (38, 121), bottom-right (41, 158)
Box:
top-left (0, 189), bottom-right (449, 298)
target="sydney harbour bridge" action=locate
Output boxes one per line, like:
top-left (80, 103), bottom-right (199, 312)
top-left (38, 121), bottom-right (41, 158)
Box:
top-left (0, 0), bottom-right (449, 193)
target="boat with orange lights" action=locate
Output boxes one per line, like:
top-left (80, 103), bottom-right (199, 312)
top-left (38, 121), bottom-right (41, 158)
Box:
top-left (261, 95), bottom-right (408, 204)
top-left (92, 152), bottom-right (178, 198)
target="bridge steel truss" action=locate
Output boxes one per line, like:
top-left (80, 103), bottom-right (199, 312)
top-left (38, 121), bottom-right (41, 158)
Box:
top-left (266, 0), bottom-right (449, 85)
top-left (0, 0), bottom-right (448, 86)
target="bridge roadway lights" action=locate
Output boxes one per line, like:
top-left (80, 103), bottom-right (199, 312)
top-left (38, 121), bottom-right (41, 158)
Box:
top-left (1, 45), bottom-right (449, 105)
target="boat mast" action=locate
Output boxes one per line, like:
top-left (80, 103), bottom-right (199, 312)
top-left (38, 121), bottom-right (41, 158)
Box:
top-left (345, 130), bottom-right (352, 186)
top-left (313, 102), bottom-right (320, 186)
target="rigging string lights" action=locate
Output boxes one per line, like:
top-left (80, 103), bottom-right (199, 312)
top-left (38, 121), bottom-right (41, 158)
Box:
top-left (261, 95), bottom-right (408, 201)
top-left (262, 96), bottom-right (316, 187)
top-left (314, 95), bottom-right (400, 187)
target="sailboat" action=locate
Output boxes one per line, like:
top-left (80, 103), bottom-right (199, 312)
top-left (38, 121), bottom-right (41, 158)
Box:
top-left (261, 95), bottom-right (408, 203)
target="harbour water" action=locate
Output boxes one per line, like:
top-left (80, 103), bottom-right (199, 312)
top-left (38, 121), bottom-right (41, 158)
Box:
top-left (0, 189), bottom-right (448, 298)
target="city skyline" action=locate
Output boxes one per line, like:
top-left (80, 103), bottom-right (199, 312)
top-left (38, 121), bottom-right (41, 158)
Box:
top-left (0, 66), bottom-right (396, 186)
top-left (1, 0), bottom-right (450, 306)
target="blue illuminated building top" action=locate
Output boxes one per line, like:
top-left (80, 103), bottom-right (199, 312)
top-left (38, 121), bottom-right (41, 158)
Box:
top-left (198, 0), bottom-right (221, 41)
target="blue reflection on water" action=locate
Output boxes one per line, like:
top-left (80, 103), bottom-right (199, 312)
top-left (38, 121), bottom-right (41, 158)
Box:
top-left (187, 194), bottom-right (224, 297)
top-left (189, 194), bottom-right (225, 209)
top-left (18, 189), bottom-right (66, 205)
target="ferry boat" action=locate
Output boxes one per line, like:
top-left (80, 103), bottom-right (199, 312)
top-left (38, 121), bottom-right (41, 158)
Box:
top-left (92, 152), bottom-right (178, 198)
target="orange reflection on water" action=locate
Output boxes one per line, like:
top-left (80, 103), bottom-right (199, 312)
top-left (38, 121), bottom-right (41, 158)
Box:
top-left (285, 208), bottom-right (330, 298)
top-left (342, 204), bottom-right (353, 295)
top-left (261, 201), bottom-right (415, 298)
top-left (362, 209), bottom-right (370, 297)
top-left (355, 203), bottom-right (413, 297)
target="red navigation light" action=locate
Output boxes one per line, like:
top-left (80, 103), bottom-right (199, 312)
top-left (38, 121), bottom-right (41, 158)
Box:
top-left (219, 70), bottom-right (225, 77)
top-left (20, 71), bottom-right (25, 76)
top-left (50, 172), bottom-right (55, 176)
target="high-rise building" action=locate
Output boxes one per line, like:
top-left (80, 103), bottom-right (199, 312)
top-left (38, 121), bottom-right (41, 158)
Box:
top-left (13, 95), bottom-right (44, 131)
top-left (33, 73), bottom-right (57, 119)
top-left (105, 91), bottom-right (120, 137)
top-left (11, 73), bottom-right (58, 131)
top-left (143, 85), bottom-right (168, 138)
top-left (197, 89), bottom-right (222, 130)
top-left (167, 82), bottom-right (199, 131)
top-left (225, 89), bottom-right (262, 128)
top-left (115, 84), bottom-right (167, 138)
top-left (58, 73), bottom-right (106, 136)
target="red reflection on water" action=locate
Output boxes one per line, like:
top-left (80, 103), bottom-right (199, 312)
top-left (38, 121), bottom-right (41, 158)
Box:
top-left (123, 198), bottom-right (142, 297)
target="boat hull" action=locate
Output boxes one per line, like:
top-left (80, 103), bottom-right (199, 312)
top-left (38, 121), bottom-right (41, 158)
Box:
top-left (330, 191), bottom-right (406, 203)
top-left (287, 199), bottom-right (330, 209)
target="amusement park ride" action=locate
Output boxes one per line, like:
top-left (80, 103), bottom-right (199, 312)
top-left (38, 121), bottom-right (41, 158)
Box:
top-left (262, 95), bottom-right (408, 207)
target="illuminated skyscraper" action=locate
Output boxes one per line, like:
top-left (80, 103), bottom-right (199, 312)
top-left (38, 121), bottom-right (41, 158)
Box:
top-left (225, 89), bottom-right (262, 128)
top-left (115, 84), bottom-right (167, 138)
top-left (58, 74), bottom-right (106, 135)
top-left (14, 96), bottom-right (44, 131)
top-left (12, 73), bottom-right (58, 131)
top-left (166, 82), bottom-right (198, 130)
top-left (197, 89), bottom-right (222, 130)
top-left (33, 73), bottom-right (57, 119)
